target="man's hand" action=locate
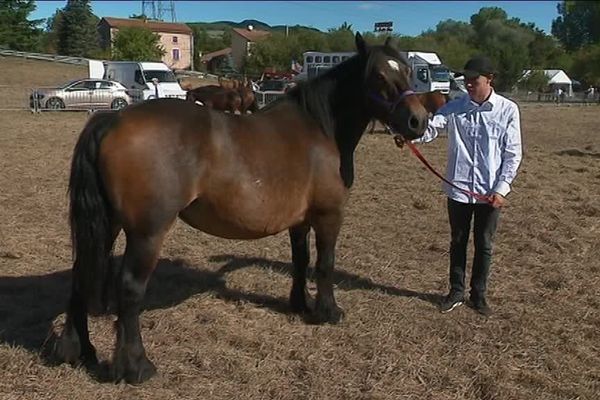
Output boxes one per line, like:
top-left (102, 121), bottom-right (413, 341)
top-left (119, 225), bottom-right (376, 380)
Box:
top-left (490, 193), bottom-right (506, 208)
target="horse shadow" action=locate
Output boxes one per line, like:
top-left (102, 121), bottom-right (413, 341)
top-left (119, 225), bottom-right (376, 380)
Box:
top-left (0, 254), bottom-right (440, 362)
top-left (211, 254), bottom-right (442, 305)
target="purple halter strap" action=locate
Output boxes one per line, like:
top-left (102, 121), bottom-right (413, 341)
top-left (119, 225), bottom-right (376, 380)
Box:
top-left (369, 89), bottom-right (416, 113)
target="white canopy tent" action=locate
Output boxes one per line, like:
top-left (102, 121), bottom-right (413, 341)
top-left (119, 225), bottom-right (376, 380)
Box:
top-left (522, 69), bottom-right (573, 96)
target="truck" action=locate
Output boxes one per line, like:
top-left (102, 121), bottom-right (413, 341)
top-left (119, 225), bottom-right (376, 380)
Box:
top-left (88, 60), bottom-right (187, 102)
top-left (295, 50), bottom-right (451, 94)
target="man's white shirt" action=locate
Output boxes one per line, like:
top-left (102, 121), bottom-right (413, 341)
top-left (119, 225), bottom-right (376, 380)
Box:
top-left (416, 90), bottom-right (522, 203)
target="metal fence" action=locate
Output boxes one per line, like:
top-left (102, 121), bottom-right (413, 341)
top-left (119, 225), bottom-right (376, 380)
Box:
top-left (0, 48), bottom-right (88, 65)
top-left (505, 90), bottom-right (600, 104)
top-left (0, 86), bottom-right (37, 112)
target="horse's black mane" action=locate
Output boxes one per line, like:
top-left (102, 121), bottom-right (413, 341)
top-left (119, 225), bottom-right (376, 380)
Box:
top-left (277, 43), bottom-right (408, 141)
top-left (282, 55), bottom-right (362, 139)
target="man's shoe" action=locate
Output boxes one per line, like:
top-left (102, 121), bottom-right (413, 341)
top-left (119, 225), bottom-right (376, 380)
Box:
top-left (439, 291), bottom-right (464, 313)
top-left (470, 296), bottom-right (493, 317)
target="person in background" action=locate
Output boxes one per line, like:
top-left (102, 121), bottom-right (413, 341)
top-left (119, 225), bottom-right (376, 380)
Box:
top-left (414, 55), bottom-right (523, 316)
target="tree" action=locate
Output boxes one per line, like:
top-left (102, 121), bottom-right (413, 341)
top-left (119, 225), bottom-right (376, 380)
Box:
top-left (569, 43), bottom-right (600, 86)
top-left (327, 22), bottom-right (355, 52)
top-left (41, 8), bottom-right (64, 53)
top-left (552, 1), bottom-right (600, 51)
top-left (0, 0), bottom-right (43, 51)
top-left (111, 27), bottom-right (165, 61)
top-left (56, 0), bottom-right (99, 57)
top-left (521, 70), bottom-right (549, 92)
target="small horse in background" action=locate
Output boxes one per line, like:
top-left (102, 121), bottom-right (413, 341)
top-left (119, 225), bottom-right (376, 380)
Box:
top-left (57, 32), bottom-right (428, 383)
top-left (368, 90), bottom-right (448, 133)
top-left (218, 77), bottom-right (258, 113)
top-left (416, 90), bottom-right (448, 115)
top-left (238, 80), bottom-right (258, 113)
top-left (185, 85), bottom-right (242, 113)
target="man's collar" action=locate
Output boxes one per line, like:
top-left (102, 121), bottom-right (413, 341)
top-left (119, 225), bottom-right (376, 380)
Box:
top-left (468, 89), bottom-right (498, 108)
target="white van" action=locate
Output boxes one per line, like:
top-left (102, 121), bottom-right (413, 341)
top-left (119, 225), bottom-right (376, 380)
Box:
top-left (88, 60), bottom-right (187, 101)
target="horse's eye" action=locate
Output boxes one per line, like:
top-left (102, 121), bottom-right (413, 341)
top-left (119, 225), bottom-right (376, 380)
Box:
top-left (376, 73), bottom-right (386, 82)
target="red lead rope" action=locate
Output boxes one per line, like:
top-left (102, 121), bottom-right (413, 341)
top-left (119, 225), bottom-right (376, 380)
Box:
top-left (400, 138), bottom-right (494, 204)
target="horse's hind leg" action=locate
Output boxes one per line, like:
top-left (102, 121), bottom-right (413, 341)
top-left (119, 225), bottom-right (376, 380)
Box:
top-left (56, 223), bottom-right (121, 367)
top-left (289, 224), bottom-right (312, 313)
top-left (310, 211), bottom-right (344, 324)
top-left (56, 275), bottom-right (98, 366)
top-left (112, 229), bottom-right (168, 384)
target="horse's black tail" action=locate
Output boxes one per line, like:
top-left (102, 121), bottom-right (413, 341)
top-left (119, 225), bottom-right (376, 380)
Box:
top-left (68, 110), bottom-right (119, 315)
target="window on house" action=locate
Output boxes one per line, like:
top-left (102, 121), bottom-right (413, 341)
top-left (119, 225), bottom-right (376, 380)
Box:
top-left (172, 48), bottom-right (180, 61)
top-left (172, 36), bottom-right (178, 43)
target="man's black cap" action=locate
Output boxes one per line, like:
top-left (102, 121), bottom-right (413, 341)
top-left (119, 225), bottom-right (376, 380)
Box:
top-left (455, 56), bottom-right (496, 79)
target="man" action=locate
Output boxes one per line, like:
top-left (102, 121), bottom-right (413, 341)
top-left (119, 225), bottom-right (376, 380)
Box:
top-left (416, 56), bottom-right (522, 316)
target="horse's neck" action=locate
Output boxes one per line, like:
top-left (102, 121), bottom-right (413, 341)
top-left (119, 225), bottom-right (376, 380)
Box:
top-left (330, 82), bottom-right (371, 188)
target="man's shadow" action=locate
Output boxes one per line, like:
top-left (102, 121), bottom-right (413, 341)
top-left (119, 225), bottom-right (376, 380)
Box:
top-left (0, 254), bottom-right (441, 364)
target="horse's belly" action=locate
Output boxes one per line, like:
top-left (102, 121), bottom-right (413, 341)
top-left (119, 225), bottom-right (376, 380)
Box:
top-left (178, 198), bottom-right (306, 240)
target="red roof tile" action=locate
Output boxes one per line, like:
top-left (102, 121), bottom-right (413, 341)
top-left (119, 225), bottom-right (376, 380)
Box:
top-left (200, 47), bottom-right (232, 62)
top-left (101, 17), bottom-right (192, 34)
top-left (232, 27), bottom-right (270, 42)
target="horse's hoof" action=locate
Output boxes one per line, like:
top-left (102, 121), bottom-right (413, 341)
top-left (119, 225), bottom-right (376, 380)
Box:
top-left (54, 331), bottom-right (98, 368)
top-left (54, 333), bottom-right (81, 365)
top-left (112, 355), bottom-right (157, 384)
top-left (307, 303), bottom-right (345, 325)
top-left (289, 288), bottom-right (314, 314)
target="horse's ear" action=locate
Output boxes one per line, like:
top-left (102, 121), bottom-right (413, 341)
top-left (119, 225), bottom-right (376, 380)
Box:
top-left (384, 36), bottom-right (393, 49)
top-left (355, 32), bottom-right (368, 57)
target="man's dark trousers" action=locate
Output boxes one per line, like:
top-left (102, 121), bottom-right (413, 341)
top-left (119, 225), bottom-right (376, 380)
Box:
top-left (447, 197), bottom-right (501, 299)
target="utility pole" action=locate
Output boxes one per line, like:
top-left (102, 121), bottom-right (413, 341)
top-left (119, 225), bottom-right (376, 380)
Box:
top-left (141, 0), bottom-right (176, 22)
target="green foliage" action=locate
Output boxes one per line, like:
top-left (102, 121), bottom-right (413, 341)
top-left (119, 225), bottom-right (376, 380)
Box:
top-left (7, 3), bottom-right (599, 88)
top-left (111, 27), bottom-right (165, 61)
top-left (56, 0), bottom-right (100, 57)
top-left (569, 43), bottom-right (600, 86)
top-left (0, 0), bottom-right (43, 51)
top-left (552, 1), bottom-right (600, 51)
top-left (521, 70), bottom-right (550, 91)
top-left (327, 22), bottom-right (355, 52)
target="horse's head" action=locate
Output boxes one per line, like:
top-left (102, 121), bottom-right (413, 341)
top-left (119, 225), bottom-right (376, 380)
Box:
top-left (357, 33), bottom-right (428, 141)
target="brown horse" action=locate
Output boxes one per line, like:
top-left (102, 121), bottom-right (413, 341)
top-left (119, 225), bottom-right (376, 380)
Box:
top-left (416, 90), bottom-right (448, 115)
top-left (185, 85), bottom-right (242, 113)
top-left (237, 80), bottom-right (258, 113)
top-left (56, 33), bottom-right (428, 383)
top-left (368, 89), bottom-right (448, 133)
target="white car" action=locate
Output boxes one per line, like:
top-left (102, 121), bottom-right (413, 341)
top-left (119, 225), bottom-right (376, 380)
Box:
top-left (31, 79), bottom-right (131, 110)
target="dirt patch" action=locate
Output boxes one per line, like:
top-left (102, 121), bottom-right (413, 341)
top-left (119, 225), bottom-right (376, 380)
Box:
top-left (0, 58), bottom-right (599, 399)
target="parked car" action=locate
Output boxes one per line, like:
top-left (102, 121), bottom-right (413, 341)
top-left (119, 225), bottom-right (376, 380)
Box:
top-left (30, 79), bottom-right (131, 111)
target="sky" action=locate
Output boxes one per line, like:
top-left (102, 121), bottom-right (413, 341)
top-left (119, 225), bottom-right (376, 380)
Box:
top-left (31, 1), bottom-right (560, 36)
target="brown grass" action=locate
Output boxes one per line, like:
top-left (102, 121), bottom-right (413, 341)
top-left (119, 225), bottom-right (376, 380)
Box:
top-left (0, 57), bottom-right (599, 399)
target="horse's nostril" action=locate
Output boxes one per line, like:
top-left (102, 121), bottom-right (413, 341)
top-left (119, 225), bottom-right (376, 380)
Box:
top-left (408, 115), bottom-right (420, 131)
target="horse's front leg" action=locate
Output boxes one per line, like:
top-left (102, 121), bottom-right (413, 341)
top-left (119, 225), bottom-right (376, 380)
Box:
top-left (289, 223), bottom-right (312, 313)
top-left (310, 211), bottom-right (344, 324)
top-left (112, 232), bottom-right (165, 384)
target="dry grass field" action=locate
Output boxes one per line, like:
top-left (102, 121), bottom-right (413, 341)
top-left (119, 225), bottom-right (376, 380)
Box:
top-left (0, 57), bottom-right (599, 399)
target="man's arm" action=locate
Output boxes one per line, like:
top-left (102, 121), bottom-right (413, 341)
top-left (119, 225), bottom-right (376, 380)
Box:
top-left (493, 105), bottom-right (523, 197)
